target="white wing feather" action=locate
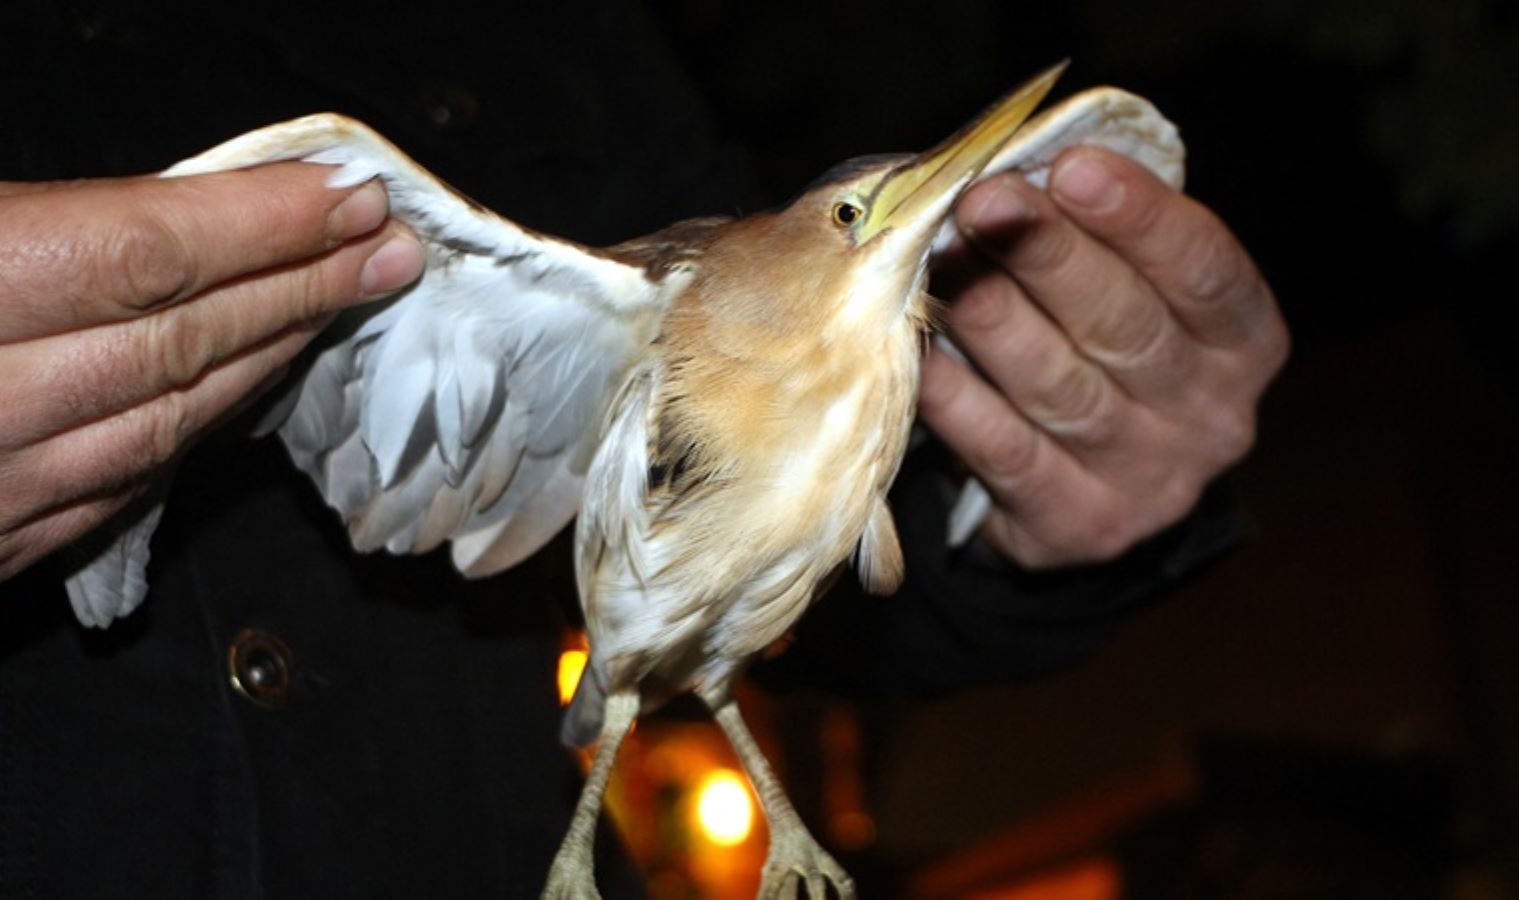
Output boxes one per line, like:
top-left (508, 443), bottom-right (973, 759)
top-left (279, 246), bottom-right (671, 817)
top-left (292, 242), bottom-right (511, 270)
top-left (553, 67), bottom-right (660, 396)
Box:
top-left (64, 114), bottom-right (669, 626)
top-left (165, 114), bottom-right (671, 578)
top-left (991, 87), bottom-right (1183, 186)
top-left (62, 499), bottom-right (164, 628)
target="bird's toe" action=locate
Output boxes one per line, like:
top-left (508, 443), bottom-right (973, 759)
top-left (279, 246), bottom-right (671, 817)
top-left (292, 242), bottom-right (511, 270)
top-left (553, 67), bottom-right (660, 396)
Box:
top-left (756, 834), bottom-right (854, 899)
top-left (540, 850), bottom-right (601, 900)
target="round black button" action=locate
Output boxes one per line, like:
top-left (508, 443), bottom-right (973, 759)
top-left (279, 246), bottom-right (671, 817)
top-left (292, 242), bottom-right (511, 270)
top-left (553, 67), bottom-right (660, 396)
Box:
top-left (227, 629), bottom-right (294, 708)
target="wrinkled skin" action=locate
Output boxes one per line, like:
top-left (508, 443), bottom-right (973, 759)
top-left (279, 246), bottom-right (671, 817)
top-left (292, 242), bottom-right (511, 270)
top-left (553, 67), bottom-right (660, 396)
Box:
top-left (923, 146), bottom-right (1289, 567)
top-left (0, 165), bottom-right (424, 582)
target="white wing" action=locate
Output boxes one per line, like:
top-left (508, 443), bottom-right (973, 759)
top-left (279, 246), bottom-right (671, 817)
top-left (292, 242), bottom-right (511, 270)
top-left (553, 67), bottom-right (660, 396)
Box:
top-left (65, 113), bottom-right (672, 626)
top-left (933, 87), bottom-right (1186, 545)
top-left (169, 113), bottom-right (678, 575)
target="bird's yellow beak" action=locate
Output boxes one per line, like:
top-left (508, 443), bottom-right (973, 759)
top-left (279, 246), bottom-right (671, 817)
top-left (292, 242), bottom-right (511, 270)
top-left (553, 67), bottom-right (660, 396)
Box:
top-left (857, 61), bottom-right (1068, 244)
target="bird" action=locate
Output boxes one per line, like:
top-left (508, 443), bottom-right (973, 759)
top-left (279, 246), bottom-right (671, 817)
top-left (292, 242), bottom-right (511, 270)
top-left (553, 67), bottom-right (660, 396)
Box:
top-left (63, 62), bottom-right (1183, 898)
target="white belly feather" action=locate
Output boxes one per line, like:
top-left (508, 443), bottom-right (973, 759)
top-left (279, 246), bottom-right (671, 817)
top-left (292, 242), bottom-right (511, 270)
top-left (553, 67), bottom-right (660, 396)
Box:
top-left (575, 329), bottom-right (916, 699)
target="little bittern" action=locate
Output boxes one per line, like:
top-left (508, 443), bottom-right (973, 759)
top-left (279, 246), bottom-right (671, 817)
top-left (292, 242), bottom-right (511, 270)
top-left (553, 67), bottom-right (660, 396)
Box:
top-left (68, 64), bottom-right (1183, 898)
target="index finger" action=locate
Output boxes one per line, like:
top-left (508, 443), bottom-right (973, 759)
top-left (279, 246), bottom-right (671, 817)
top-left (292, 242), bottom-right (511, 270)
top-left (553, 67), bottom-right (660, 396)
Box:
top-left (0, 162), bottom-right (387, 342)
top-left (1048, 146), bottom-right (1284, 352)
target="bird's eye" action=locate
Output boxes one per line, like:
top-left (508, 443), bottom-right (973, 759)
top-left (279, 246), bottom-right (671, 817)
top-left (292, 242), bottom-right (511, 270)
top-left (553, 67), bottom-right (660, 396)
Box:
top-left (831, 202), bottom-right (862, 227)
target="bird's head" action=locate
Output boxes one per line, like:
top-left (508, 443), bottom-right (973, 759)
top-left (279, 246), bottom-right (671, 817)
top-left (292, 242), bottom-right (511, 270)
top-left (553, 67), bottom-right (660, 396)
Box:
top-left (703, 63), bottom-right (1066, 340)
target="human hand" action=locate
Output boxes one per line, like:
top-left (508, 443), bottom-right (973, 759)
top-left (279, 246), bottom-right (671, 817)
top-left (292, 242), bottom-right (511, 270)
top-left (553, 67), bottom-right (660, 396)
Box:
top-left (919, 146), bottom-right (1289, 567)
top-left (0, 165), bottom-right (425, 581)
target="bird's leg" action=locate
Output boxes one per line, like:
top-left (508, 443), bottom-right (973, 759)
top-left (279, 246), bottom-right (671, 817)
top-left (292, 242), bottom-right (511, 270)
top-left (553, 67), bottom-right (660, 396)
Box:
top-left (541, 689), bottom-right (640, 900)
top-left (706, 695), bottom-right (855, 900)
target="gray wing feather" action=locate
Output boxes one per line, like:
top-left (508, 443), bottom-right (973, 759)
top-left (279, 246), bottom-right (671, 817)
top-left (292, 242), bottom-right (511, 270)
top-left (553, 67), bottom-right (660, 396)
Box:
top-left (63, 498), bottom-right (164, 628)
top-left (63, 113), bottom-right (665, 627)
top-left (167, 114), bottom-right (668, 579)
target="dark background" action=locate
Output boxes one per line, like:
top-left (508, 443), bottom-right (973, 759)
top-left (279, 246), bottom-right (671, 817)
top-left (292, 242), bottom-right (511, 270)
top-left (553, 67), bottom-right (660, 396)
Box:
top-left (5, 0), bottom-right (1517, 896)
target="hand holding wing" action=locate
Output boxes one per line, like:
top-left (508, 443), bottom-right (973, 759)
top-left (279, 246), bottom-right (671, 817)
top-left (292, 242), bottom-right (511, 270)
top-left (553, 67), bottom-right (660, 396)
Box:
top-left (67, 114), bottom-right (671, 624)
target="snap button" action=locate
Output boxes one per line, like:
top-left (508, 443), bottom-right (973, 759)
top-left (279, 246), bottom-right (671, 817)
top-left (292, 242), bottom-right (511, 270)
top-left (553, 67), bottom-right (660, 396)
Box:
top-left (227, 628), bottom-right (294, 709)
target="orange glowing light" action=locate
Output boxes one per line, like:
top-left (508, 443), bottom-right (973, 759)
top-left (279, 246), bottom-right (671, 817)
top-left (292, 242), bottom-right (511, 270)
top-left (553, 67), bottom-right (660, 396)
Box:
top-left (695, 769), bottom-right (754, 847)
top-left (557, 649), bottom-right (588, 706)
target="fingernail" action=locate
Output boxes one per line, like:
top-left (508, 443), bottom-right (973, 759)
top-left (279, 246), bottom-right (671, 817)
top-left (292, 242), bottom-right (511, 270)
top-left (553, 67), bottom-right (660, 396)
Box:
top-left (329, 180), bottom-right (389, 241)
top-left (961, 175), bottom-right (1034, 235)
top-left (1052, 153), bottom-right (1123, 213)
top-left (359, 233), bottom-right (425, 297)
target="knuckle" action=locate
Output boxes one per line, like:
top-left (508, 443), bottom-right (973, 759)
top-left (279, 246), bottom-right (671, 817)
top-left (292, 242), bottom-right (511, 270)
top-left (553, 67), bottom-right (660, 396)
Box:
top-left (1081, 279), bottom-right (1173, 365)
top-left (982, 516), bottom-right (1047, 568)
top-left (1206, 406), bottom-right (1258, 465)
top-left (977, 420), bottom-right (1041, 486)
top-left (1257, 313), bottom-right (1292, 375)
top-left (139, 309), bottom-right (211, 388)
top-left (948, 279), bottom-right (1012, 333)
top-left (289, 256), bottom-right (343, 322)
top-left (1008, 541), bottom-right (1069, 568)
top-left (1033, 363), bottom-right (1116, 440)
top-left (1177, 226), bottom-right (1249, 307)
top-left (105, 212), bottom-right (196, 309)
top-left (1016, 224), bottom-right (1079, 274)
top-left (137, 391), bottom-right (194, 468)
top-left (1154, 476), bottom-right (1204, 527)
top-left (1110, 181), bottom-right (1167, 236)
top-left (1011, 536), bottom-right (1068, 569)
top-left (252, 172), bottom-right (334, 248)
top-left (1013, 545), bottom-right (1060, 569)
top-left (1068, 507), bottom-right (1136, 562)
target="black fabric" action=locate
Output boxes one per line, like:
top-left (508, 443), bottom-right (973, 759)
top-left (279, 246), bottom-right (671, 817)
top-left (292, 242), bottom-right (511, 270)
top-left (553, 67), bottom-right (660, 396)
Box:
top-left (758, 446), bottom-right (1246, 696)
top-left (0, 2), bottom-right (1244, 896)
top-left (2, 441), bottom-right (643, 899)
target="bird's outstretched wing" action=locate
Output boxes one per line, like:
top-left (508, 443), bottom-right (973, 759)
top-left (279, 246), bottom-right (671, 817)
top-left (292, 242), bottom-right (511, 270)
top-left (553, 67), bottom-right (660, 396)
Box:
top-left (932, 87), bottom-right (1186, 546)
top-left (65, 114), bottom-right (671, 626)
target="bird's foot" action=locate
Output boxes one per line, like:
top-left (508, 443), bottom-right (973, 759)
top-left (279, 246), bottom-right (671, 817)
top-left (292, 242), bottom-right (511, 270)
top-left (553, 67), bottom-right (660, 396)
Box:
top-left (540, 846), bottom-right (600, 900)
top-left (757, 817), bottom-right (855, 899)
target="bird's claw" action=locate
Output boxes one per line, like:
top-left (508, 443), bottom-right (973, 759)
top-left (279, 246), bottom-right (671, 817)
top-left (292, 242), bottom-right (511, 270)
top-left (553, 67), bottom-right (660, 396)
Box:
top-left (757, 825), bottom-right (855, 899)
top-left (540, 848), bottom-right (601, 900)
